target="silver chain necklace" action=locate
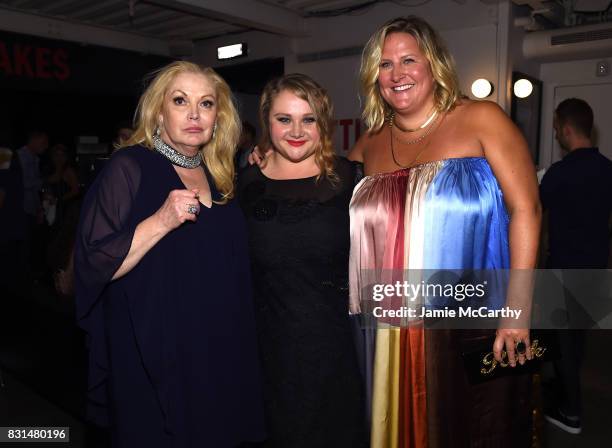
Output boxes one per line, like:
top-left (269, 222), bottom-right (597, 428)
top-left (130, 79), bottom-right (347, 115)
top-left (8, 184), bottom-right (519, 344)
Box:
top-left (389, 112), bottom-right (443, 168)
top-left (153, 134), bottom-right (202, 169)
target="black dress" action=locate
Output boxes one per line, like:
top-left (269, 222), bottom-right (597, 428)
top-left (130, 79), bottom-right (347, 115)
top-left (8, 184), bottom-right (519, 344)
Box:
top-left (238, 157), bottom-right (365, 448)
top-left (75, 146), bottom-right (265, 447)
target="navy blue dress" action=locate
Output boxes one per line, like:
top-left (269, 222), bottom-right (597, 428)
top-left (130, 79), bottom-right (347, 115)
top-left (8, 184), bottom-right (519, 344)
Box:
top-left (75, 145), bottom-right (265, 447)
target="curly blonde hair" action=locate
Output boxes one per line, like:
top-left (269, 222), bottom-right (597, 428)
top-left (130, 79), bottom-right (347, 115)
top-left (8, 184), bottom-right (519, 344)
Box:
top-left (360, 16), bottom-right (461, 132)
top-left (259, 73), bottom-right (337, 183)
top-left (125, 61), bottom-right (240, 203)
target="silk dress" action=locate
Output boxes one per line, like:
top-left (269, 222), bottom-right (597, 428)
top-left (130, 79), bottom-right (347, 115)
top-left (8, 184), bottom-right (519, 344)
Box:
top-left (349, 157), bottom-right (532, 448)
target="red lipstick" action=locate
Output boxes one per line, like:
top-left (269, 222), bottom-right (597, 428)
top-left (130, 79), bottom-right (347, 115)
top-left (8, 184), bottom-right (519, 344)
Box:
top-left (287, 140), bottom-right (306, 147)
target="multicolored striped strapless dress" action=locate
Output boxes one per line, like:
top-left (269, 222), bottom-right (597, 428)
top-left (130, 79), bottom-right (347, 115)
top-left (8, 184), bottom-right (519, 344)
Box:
top-left (349, 158), bottom-right (532, 448)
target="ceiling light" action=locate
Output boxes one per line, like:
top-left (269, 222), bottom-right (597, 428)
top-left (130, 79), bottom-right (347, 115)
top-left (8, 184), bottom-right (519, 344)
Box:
top-left (217, 43), bottom-right (247, 60)
top-left (471, 79), bottom-right (493, 99)
top-left (513, 79), bottom-right (533, 98)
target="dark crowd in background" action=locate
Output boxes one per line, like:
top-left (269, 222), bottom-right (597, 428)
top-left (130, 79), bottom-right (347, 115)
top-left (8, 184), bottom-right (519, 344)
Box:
top-left (0, 123), bottom-right (133, 300)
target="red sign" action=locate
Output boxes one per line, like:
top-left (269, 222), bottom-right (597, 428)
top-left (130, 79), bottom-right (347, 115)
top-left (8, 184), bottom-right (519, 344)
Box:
top-left (336, 118), bottom-right (361, 151)
top-left (0, 41), bottom-right (70, 80)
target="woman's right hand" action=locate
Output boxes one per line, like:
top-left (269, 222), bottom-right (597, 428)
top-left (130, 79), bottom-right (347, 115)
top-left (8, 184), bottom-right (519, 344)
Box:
top-left (110, 188), bottom-right (200, 281)
top-left (154, 189), bottom-right (200, 232)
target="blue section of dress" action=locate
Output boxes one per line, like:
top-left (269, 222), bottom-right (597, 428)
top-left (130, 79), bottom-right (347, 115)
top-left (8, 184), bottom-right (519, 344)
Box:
top-left (423, 158), bottom-right (510, 309)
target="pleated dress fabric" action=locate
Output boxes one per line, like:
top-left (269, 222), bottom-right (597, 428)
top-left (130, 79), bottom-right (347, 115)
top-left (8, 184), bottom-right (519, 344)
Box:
top-left (349, 157), bottom-right (532, 448)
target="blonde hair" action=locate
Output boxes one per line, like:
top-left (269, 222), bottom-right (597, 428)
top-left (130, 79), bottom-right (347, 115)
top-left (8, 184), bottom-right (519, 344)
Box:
top-left (126, 61), bottom-right (240, 203)
top-left (259, 73), bottom-right (337, 183)
top-left (360, 16), bottom-right (461, 132)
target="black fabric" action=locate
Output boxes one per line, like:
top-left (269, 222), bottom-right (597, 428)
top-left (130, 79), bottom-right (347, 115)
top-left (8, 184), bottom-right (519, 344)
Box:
top-left (540, 147), bottom-right (612, 268)
top-left (238, 157), bottom-right (366, 448)
top-left (553, 329), bottom-right (585, 417)
top-left (75, 145), bottom-right (265, 447)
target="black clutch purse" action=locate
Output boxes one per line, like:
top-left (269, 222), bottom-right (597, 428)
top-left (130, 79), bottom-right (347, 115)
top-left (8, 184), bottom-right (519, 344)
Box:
top-left (461, 331), bottom-right (560, 384)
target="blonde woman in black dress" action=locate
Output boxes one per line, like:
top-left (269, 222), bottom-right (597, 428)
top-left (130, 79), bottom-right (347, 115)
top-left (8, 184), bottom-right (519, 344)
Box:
top-left (239, 74), bottom-right (365, 448)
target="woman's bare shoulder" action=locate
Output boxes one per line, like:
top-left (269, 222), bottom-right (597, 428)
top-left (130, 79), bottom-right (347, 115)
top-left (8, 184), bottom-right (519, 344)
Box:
top-left (463, 99), bottom-right (506, 120)
top-left (448, 99), bottom-right (509, 132)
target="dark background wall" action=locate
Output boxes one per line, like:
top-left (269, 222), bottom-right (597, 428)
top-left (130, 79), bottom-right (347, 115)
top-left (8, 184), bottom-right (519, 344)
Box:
top-left (0, 30), bottom-right (284, 150)
top-left (0, 30), bottom-right (171, 149)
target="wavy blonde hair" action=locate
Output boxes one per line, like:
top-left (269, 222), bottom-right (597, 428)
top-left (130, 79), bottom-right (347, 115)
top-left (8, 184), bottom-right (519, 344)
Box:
top-left (360, 16), bottom-right (461, 133)
top-left (259, 73), bottom-right (337, 183)
top-left (125, 61), bottom-right (240, 203)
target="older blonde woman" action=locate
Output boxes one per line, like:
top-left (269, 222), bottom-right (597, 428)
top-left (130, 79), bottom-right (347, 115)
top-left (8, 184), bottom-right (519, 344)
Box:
top-left (75, 61), bottom-right (265, 447)
top-left (348, 16), bottom-right (541, 447)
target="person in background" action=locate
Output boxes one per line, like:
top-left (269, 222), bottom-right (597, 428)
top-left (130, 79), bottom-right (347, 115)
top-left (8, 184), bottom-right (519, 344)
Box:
top-left (16, 130), bottom-right (49, 281)
top-left (348, 16), bottom-right (540, 447)
top-left (43, 144), bottom-right (80, 227)
top-left (111, 121), bottom-right (134, 154)
top-left (17, 131), bottom-right (48, 219)
top-left (239, 73), bottom-right (365, 447)
top-left (75, 61), bottom-right (265, 447)
top-left (0, 146), bottom-right (26, 294)
top-left (85, 123), bottom-right (135, 190)
top-left (540, 97), bottom-right (612, 435)
top-left (42, 144), bottom-right (81, 298)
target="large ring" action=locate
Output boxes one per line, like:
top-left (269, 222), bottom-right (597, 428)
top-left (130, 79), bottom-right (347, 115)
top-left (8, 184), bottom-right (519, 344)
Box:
top-left (516, 340), bottom-right (527, 355)
top-left (187, 204), bottom-right (198, 215)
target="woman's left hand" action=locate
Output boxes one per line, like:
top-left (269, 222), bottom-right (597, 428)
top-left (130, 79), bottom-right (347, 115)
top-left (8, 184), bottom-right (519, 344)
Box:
top-left (493, 328), bottom-right (532, 367)
top-left (247, 145), bottom-right (273, 167)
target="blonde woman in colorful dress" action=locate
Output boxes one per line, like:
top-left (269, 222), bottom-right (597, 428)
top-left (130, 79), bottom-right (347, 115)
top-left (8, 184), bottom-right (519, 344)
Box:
top-left (348, 16), bottom-right (541, 448)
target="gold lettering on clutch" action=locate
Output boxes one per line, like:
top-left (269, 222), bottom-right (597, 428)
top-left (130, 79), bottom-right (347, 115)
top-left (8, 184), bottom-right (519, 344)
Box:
top-left (480, 339), bottom-right (547, 376)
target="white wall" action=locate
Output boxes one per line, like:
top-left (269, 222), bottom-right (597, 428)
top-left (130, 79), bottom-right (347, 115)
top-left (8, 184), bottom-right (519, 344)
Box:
top-left (539, 58), bottom-right (612, 168)
top-left (194, 0), bottom-right (513, 154)
top-left (292, 0), bottom-right (497, 54)
top-left (506, 4), bottom-right (541, 91)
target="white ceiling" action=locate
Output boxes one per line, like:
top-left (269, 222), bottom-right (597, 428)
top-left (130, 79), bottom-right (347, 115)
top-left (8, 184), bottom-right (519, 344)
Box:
top-left (1, 0), bottom-right (609, 55)
top-left (260, 0), bottom-right (382, 14)
top-left (0, 0), bottom-right (248, 41)
top-left (0, 0), bottom-right (381, 41)
top-left (0, 0), bottom-right (380, 55)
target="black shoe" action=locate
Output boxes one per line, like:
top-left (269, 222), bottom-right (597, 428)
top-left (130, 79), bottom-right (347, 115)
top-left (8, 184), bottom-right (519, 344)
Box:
top-left (544, 407), bottom-right (582, 434)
